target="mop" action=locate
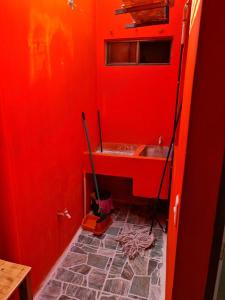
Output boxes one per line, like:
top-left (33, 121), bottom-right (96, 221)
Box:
top-left (116, 103), bottom-right (183, 258)
top-left (116, 227), bottom-right (155, 259)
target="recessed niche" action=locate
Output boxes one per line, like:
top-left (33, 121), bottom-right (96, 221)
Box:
top-left (106, 39), bottom-right (172, 65)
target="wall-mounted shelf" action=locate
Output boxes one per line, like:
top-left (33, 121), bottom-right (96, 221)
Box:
top-left (115, 0), bottom-right (173, 28)
top-left (115, 2), bottom-right (168, 15)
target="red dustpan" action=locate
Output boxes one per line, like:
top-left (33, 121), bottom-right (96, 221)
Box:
top-left (82, 214), bottom-right (113, 236)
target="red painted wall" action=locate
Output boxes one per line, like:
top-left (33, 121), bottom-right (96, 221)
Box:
top-left (0, 0), bottom-right (98, 292)
top-left (2, 1), bottom-right (223, 299)
top-left (167, 0), bottom-right (225, 299)
top-left (96, 0), bottom-right (186, 146)
top-left (166, 1), bottom-right (203, 298)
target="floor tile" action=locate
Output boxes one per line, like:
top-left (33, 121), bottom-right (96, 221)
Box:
top-left (110, 253), bottom-right (126, 275)
top-left (78, 234), bottom-right (100, 247)
top-left (106, 227), bottom-right (121, 236)
top-left (104, 236), bottom-right (118, 250)
top-left (97, 248), bottom-right (116, 257)
top-left (129, 256), bottom-right (149, 276)
top-left (104, 278), bottom-right (130, 296)
top-left (36, 204), bottom-right (166, 300)
top-left (55, 268), bottom-right (83, 284)
top-left (69, 264), bottom-right (91, 275)
top-left (100, 295), bottom-right (118, 300)
top-left (62, 252), bottom-right (87, 268)
top-left (81, 245), bottom-right (98, 254)
top-left (88, 269), bottom-right (107, 290)
top-left (58, 296), bottom-right (76, 300)
top-left (70, 245), bottom-right (86, 254)
top-left (122, 262), bottom-right (134, 280)
top-left (87, 253), bottom-right (109, 269)
top-left (66, 284), bottom-right (97, 299)
top-left (150, 286), bottom-right (161, 300)
top-left (130, 276), bottom-right (150, 298)
top-left (39, 280), bottom-right (62, 299)
top-left (148, 260), bottom-right (158, 276)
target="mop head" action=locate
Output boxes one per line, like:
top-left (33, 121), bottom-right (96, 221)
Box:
top-left (116, 227), bottom-right (155, 259)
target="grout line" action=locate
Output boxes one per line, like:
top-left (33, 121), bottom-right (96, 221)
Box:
top-left (147, 274), bottom-right (152, 300)
top-left (64, 282), bottom-right (69, 298)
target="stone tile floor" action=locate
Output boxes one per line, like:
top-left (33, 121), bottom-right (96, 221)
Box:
top-left (36, 205), bottom-right (166, 300)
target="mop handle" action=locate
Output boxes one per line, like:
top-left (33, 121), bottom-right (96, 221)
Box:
top-left (82, 112), bottom-right (101, 201)
top-left (156, 103), bottom-right (182, 201)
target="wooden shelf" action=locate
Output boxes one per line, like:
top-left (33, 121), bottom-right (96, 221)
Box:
top-left (115, 2), bottom-right (168, 15)
top-left (115, 0), bottom-right (170, 28)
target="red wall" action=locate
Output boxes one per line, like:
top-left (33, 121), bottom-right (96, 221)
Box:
top-left (2, 1), bottom-right (223, 299)
top-left (166, 0), bottom-right (203, 298)
top-left (96, 0), bottom-right (186, 146)
top-left (167, 0), bottom-right (225, 298)
top-left (0, 0), bottom-right (98, 292)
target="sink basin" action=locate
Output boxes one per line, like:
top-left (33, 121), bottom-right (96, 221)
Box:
top-left (96, 143), bottom-right (139, 156)
top-left (139, 145), bottom-right (170, 158)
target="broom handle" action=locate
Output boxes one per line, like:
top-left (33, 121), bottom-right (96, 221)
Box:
top-left (97, 110), bottom-right (103, 152)
top-left (82, 112), bottom-right (101, 201)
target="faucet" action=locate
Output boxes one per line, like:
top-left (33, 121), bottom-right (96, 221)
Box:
top-left (57, 208), bottom-right (72, 219)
